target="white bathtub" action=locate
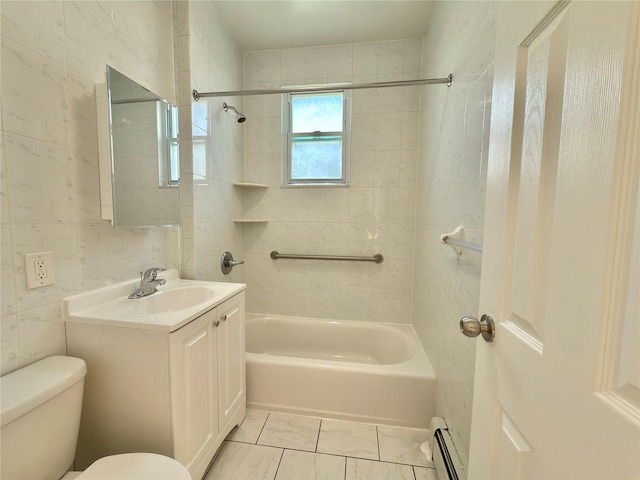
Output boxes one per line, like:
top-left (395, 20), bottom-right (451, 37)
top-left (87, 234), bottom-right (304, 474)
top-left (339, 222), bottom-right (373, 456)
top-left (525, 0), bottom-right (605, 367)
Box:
top-left (245, 314), bottom-right (437, 428)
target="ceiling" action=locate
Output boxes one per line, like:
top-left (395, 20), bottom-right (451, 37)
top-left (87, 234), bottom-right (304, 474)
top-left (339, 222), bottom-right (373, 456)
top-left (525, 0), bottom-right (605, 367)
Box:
top-left (210, 1), bottom-right (435, 52)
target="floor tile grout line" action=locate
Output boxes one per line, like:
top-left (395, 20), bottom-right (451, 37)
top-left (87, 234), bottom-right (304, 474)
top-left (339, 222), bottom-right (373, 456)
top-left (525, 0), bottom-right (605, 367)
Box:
top-left (226, 440), bottom-right (429, 469)
top-left (272, 448), bottom-right (285, 480)
top-left (344, 453), bottom-right (348, 480)
top-left (315, 418), bottom-right (323, 453)
top-left (255, 411), bottom-right (271, 444)
top-left (375, 425), bottom-right (381, 461)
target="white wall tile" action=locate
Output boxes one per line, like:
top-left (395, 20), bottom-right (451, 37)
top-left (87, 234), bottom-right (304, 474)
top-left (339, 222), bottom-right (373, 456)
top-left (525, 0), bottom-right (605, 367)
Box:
top-left (0, 314), bottom-right (20, 375)
top-left (411, 1), bottom-right (496, 469)
top-left (0, 0), bottom-right (178, 373)
top-left (350, 113), bottom-right (377, 151)
top-left (1, 37), bottom-right (68, 146)
top-left (352, 43), bottom-right (378, 77)
top-left (1, 225), bottom-right (17, 317)
top-left (303, 47), bottom-right (328, 83)
top-left (18, 303), bottom-right (67, 367)
top-left (244, 52), bottom-right (260, 84)
top-left (403, 39), bottom-right (423, 74)
top-left (77, 224), bottom-right (125, 289)
top-left (375, 112), bottom-right (402, 150)
top-left (63, 1), bottom-right (114, 83)
top-left (350, 150), bottom-right (375, 187)
top-left (5, 134), bottom-right (74, 225)
top-left (180, 0), bottom-right (246, 286)
top-left (377, 41), bottom-right (404, 78)
top-left (112, 1), bottom-right (149, 47)
top-left (244, 39), bottom-right (421, 323)
top-left (259, 51), bottom-right (282, 83)
top-left (328, 44), bottom-right (353, 83)
top-left (1, 0), bottom-right (66, 65)
top-left (352, 88), bottom-right (378, 114)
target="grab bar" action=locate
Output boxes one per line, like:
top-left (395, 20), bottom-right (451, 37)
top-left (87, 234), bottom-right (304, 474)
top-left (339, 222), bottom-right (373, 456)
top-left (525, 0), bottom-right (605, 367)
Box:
top-left (270, 251), bottom-right (383, 264)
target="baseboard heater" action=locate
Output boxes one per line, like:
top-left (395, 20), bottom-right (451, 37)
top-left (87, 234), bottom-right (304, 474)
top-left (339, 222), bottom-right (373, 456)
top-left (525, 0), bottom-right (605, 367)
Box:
top-left (429, 417), bottom-right (468, 480)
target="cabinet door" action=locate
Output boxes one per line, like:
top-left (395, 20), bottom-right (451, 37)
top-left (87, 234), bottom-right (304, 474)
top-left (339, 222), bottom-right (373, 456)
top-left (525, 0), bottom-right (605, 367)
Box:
top-left (170, 309), bottom-right (218, 475)
top-left (217, 292), bottom-right (246, 427)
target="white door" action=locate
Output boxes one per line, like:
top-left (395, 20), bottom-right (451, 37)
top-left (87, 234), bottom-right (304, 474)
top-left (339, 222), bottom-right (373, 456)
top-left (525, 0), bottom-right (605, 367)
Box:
top-left (469, 1), bottom-right (640, 479)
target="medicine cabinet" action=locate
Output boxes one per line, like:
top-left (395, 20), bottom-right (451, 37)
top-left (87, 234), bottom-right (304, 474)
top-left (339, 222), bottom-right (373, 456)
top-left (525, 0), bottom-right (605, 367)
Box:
top-left (96, 66), bottom-right (180, 226)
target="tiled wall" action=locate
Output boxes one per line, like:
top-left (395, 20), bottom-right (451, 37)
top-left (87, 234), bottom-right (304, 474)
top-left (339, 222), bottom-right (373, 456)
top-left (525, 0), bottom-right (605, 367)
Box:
top-left (1, 3), bottom-right (495, 466)
top-left (0, 1), bottom-right (179, 375)
top-left (242, 40), bottom-right (423, 322)
top-left (412, 1), bottom-right (496, 468)
top-left (177, 1), bottom-right (246, 284)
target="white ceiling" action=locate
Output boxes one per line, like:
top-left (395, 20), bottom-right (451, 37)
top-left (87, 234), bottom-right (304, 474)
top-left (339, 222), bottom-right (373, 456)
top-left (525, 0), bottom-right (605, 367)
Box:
top-left (210, 1), bottom-right (435, 52)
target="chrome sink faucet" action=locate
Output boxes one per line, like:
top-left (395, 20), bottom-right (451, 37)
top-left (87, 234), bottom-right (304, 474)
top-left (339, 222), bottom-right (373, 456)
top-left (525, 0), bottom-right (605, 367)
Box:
top-left (128, 267), bottom-right (166, 299)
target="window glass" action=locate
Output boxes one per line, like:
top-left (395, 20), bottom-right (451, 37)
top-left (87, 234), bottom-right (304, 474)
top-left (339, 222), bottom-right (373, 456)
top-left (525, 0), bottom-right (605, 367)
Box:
top-left (291, 137), bottom-right (343, 179)
top-left (291, 94), bottom-right (343, 132)
top-left (285, 91), bottom-right (349, 185)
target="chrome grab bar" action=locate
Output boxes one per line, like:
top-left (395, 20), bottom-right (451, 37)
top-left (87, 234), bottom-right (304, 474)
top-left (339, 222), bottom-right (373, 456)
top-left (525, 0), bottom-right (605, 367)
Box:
top-left (270, 251), bottom-right (383, 264)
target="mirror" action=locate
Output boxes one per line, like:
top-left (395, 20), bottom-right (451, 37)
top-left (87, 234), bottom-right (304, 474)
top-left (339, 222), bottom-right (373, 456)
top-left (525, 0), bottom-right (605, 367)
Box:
top-left (96, 66), bottom-right (180, 226)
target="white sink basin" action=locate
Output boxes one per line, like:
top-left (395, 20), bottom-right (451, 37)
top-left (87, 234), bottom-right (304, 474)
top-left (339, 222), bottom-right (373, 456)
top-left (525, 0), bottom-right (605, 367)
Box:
top-left (63, 270), bottom-right (246, 331)
top-left (111, 284), bottom-right (218, 316)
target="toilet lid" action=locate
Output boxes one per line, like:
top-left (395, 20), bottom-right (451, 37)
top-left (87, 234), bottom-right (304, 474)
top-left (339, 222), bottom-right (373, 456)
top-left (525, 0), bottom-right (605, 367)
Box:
top-left (76, 453), bottom-right (192, 480)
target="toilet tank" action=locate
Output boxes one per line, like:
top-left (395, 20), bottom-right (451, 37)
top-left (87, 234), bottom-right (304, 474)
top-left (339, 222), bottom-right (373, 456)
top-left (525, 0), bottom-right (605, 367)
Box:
top-left (0, 356), bottom-right (87, 480)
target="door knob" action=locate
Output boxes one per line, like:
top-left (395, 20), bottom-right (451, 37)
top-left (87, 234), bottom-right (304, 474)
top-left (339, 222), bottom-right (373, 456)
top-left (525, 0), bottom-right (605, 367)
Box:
top-left (460, 314), bottom-right (495, 342)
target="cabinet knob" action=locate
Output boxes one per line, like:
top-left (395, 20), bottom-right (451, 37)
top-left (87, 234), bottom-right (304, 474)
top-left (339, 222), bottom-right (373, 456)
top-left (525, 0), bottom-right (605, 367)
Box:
top-left (221, 314), bottom-right (227, 322)
top-left (214, 320), bottom-right (220, 327)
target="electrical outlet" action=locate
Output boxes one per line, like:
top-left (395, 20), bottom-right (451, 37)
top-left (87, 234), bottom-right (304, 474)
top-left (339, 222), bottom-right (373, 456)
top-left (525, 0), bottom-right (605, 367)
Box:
top-left (35, 260), bottom-right (47, 279)
top-left (25, 252), bottom-right (55, 289)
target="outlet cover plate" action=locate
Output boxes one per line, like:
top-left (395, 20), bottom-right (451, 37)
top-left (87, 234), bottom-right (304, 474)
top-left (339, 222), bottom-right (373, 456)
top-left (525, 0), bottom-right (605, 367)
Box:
top-left (25, 252), bottom-right (55, 289)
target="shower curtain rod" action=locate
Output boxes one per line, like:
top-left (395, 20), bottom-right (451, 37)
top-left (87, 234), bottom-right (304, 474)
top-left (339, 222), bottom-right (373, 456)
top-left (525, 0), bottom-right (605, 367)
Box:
top-left (192, 74), bottom-right (452, 100)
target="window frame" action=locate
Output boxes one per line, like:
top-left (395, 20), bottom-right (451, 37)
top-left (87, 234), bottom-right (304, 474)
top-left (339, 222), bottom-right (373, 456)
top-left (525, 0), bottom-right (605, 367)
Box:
top-left (282, 89), bottom-right (351, 187)
top-left (158, 102), bottom-right (180, 188)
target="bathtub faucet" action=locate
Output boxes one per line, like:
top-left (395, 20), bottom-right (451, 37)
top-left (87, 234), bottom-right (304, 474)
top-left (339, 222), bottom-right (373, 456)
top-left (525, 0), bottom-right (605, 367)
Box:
top-left (128, 267), bottom-right (166, 299)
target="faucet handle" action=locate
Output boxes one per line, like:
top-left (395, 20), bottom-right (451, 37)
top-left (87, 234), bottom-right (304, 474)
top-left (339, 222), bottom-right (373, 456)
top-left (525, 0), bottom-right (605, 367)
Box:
top-left (142, 267), bottom-right (166, 281)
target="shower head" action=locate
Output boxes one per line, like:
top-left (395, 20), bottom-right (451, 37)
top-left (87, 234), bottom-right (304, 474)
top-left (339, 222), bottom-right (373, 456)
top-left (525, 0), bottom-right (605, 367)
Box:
top-left (223, 102), bottom-right (246, 123)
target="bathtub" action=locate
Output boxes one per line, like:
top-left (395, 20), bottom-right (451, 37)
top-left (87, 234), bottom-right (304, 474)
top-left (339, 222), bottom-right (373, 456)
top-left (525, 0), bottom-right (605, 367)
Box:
top-left (245, 314), bottom-right (437, 428)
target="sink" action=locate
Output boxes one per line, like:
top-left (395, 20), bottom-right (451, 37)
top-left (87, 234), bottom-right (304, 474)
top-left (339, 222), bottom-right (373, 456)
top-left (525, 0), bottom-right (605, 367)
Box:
top-left (63, 269), bottom-right (246, 331)
top-left (110, 285), bottom-right (218, 316)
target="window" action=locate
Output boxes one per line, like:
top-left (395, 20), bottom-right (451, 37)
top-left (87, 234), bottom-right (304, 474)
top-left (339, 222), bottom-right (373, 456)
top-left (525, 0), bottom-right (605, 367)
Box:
top-left (284, 90), bottom-right (350, 186)
top-left (158, 102), bottom-right (180, 187)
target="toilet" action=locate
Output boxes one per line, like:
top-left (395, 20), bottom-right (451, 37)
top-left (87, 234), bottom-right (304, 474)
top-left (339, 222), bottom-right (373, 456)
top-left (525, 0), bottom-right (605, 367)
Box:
top-left (0, 356), bottom-right (191, 480)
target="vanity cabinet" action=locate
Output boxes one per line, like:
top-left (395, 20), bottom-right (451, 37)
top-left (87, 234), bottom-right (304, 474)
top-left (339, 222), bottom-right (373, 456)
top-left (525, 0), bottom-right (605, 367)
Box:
top-left (66, 290), bottom-right (246, 480)
top-left (170, 293), bottom-right (246, 476)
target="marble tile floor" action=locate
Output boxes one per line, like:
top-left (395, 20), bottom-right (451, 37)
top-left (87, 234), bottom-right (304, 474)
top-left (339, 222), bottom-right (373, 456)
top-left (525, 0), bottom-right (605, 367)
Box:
top-left (205, 409), bottom-right (438, 480)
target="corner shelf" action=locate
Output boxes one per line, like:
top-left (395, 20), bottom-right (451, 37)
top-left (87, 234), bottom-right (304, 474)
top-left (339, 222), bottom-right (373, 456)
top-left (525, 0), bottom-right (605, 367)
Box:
top-left (232, 182), bottom-right (268, 189)
top-left (233, 182), bottom-right (269, 223)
